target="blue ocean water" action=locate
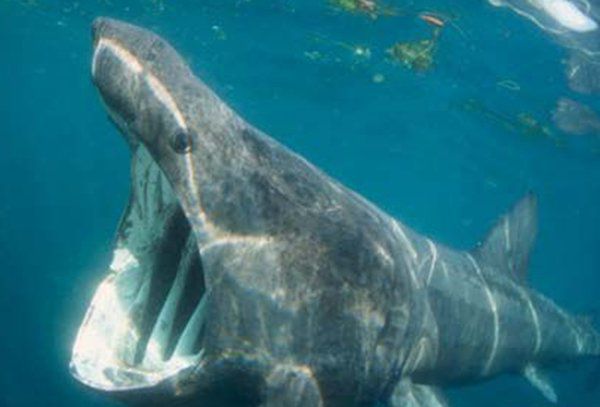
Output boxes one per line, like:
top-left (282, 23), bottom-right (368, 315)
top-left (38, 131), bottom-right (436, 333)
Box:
top-left (0, 0), bottom-right (599, 405)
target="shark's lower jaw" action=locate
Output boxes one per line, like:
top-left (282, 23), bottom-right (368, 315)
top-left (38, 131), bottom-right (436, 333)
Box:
top-left (70, 145), bottom-right (207, 392)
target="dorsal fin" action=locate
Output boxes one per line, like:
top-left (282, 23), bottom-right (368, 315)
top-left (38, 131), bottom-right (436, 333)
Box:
top-left (473, 193), bottom-right (537, 284)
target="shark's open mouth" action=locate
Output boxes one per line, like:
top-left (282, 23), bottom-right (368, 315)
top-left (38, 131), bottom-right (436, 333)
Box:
top-left (70, 144), bottom-right (207, 392)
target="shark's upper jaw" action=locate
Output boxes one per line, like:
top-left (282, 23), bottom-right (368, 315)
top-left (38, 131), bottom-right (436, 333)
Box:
top-left (70, 18), bottom-right (210, 395)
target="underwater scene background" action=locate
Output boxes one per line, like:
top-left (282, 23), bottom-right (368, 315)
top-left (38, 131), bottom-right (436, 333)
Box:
top-left (1, 0), bottom-right (599, 405)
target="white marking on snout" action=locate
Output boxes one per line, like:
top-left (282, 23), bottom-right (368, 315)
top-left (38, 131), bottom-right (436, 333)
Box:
top-left (92, 37), bottom-right (186, 130)
top-left (92, 37), bottom-right (143, 78)
top-left (145, 74), bottom-right (187, 129)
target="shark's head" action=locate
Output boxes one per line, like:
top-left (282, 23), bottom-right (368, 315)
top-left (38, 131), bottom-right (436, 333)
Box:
top-left (90, 17), bottom-right (241, 191)
top-left (71, 17), bottom-right (412, 406)
top-left (70, 18), bottom-right (268, 405)
top-left (91, 17), bottom-right (190, 153)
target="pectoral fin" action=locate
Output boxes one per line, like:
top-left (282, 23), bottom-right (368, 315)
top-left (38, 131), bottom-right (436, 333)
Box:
top-left (263, 364), bottom-right (323, 407)
top-left (390, 379), bottom-right (448, 407)
top-left (523, 363), bottom-right (558, 404)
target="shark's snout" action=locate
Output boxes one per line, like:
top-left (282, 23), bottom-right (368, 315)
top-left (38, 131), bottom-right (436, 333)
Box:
top-left (91, 17), bottom-right (105, 46)
top-left (91, 17), bottom-right (139, 75)
top-left (91, 20), bottom-right (144, 130)
top-left (92, 16), bottom-right (111, 33)
top-left (90, 15), bottom-right (200, 162)
top-left (91, 17), bottom-right (138, 47)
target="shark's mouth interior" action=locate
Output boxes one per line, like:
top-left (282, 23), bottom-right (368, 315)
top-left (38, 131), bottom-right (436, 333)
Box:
top-left (71, 145), bottom-right (207, 391)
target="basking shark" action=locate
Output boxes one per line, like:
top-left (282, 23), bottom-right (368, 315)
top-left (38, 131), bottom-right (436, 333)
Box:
top-left (71, 17), bottom-right (600, 406)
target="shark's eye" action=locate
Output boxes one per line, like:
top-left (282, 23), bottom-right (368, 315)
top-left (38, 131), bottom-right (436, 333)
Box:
top-left (170, 129), bottom-right (193, 154)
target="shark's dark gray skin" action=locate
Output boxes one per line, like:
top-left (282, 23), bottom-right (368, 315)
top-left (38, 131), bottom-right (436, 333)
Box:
top-left (71, 17), bottom-right (600, 407)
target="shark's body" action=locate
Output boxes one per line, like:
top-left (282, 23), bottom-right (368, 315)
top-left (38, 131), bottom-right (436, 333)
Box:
top-left (70, 18), bottom-right (600, 406)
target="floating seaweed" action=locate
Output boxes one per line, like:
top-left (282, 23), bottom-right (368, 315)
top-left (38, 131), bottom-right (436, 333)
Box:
top-left (516, 112), bottom-right (555, 140)
top-left (387, 25), bottom-right (441, 72)
top-left (420, 11), bottom-right (467, 38)
top-left (385, 10), bottom-right (457, 72)
top-left (458, 98), bottom-right (562, 145)
top-left (387, 38), bottom-right (437, 71)
top-left (553, 98), bottom-right (600, 136)
top-left (328, 0), bottom-right (397, 19)
top-left (566, 51), bottom-right (600, 94)
top-left (419, 12), bottom-right (445, 28)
